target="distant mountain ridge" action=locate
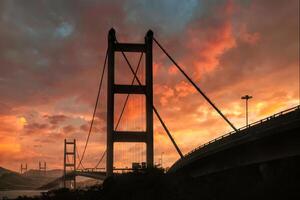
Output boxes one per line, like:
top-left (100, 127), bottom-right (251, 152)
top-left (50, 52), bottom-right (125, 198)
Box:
top-left (24, 169), bottom-right (63, 178)
top-left (0, 167), bottom-right (14, 176)
top-left (0, 166), bottom-right (63, 190)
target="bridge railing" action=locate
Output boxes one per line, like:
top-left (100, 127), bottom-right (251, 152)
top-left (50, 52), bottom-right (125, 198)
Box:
top-left (182, 105), bottom-right (300, 159)
top-left (78, 167), bottom-right (106, 172)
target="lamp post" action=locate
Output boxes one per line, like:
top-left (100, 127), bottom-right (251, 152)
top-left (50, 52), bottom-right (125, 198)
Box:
top-left (241, 95), bottom-right (253, 126)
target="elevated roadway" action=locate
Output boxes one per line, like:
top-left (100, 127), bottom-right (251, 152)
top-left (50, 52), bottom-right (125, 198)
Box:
top-left (169, 106), bottom-right (300, 177)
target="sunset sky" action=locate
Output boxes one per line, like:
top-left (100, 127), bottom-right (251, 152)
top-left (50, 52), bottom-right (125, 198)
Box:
top-left (0, 0), bottom-right (299, 172)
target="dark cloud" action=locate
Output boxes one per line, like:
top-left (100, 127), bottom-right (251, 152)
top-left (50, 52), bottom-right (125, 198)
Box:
top-left (124, 0), bottom-right (199, 35)
top-left (62, 125), bottom-right (76, 134)
top-left (80, 123), bottom-right (89, 132)
top-left (24, 122), bottom-right (49, 135)
top-left (44, 114), bottom-right (68, 125)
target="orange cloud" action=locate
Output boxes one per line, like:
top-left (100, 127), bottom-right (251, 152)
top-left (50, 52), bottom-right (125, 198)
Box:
top-left (187, 21), bottom-right (236, 78)
top-left (175, 81), bottom-right (196, 97)
top-left (0, 137), bottom-right (21, 154)
top-left (168, 65), bottom-right (178, 75)
top-left (154, 84), bottom-right (175, 106)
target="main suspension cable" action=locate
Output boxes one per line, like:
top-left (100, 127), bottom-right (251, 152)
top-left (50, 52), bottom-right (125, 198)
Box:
top-left (77, 48), bottom-right (108, 169)
top-left (76, 148), bottom-right (85, 170)
top-left (94, 150), bottom-right (106, 169)
top-left (153, 37), bottom-right (237, 132)
top-left (118, 44), bottom-right (183, 158)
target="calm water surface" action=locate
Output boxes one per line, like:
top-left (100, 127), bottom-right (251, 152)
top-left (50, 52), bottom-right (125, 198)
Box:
top-left (0, 190), bottom-right (48, 199)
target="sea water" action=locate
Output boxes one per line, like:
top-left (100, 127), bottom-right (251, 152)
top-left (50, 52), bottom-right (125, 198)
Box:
top-left (0, 190), bottom-right (47, 199)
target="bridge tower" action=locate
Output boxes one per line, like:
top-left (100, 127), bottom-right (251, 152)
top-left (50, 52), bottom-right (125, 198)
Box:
top-left (39, 161), bottom-right (47, 175)
top-left (107, 28), bottom-right (154, 176)
top-left (63, 139), bottom-right (76, 189)
top-left (20, 163), bottom-right (27, 174)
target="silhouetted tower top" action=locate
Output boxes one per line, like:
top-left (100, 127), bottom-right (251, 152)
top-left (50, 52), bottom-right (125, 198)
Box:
top-left (146, 29), bottom-right (153, 37)
top-left (108, 28), bottom-right (116, 42)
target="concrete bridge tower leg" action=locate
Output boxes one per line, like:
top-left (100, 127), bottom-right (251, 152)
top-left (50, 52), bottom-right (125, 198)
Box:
top-left (106, 29), bottom-right (154, 176)
top-left (63, 139), bottom-right (76, 189)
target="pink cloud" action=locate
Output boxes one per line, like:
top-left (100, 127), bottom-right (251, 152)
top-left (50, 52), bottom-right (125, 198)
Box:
top-left (186, 20), bottom-right (236, 78)
top-left (154, 84), bottom-right (175, 106)
top-left (175, 81), bottom-right (196, 97)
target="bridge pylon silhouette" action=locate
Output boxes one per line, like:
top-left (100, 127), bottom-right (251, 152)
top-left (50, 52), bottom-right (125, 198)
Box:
top-left (106, 29), bottom-right (154, 176)
top-left (39, 161), bottom-right (46, 175)
top-left (60, 28), bottom-right (239, 185)
top-left (63, 139), bottom-right (76, 189)
top-left (20, 163), bottom-right (27, 174)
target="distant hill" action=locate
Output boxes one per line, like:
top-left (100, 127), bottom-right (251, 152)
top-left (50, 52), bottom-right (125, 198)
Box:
top-left (1, 167), bottom-right (102, 190)
top-left (0, 167), bottom-right (63, 190)
top-left (0, 167), bottom-right (13, 176)
top-left (39, 175), bottom-right (103, 190)
top-left (24, 169), bottom-right (63, 178)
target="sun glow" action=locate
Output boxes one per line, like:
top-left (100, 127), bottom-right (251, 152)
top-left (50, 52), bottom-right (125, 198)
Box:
top-left (17, 117), bottom-right (27, 127)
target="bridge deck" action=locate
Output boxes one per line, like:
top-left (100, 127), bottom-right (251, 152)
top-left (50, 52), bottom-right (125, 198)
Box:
top-left (65, 171), bottom-right (107, 180)
top-left (169, 105), bottom-right (300, 175)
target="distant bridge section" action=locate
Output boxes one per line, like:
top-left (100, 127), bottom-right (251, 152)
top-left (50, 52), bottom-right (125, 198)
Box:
top-left (169, 106), bottom-right (300, 177)
top-left (67, 171), bottom-right (106, 180)
top-left (40, 170), bottom-right (107, 190)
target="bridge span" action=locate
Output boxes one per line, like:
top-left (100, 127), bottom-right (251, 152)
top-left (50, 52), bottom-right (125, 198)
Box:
top-left (67, 171), bottom-right (106, 180)
top-left (53, 29), bottom-right (299, 191)
top-left (42, 106), bottom-right (299, 190)
top-left (169, 105), bottom-right (300, 177)
top-left (40, 170), bottom-right (106, 190)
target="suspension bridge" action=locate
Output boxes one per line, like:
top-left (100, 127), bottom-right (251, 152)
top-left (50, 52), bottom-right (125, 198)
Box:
top-left (40, 29), bottom-right (300, 189)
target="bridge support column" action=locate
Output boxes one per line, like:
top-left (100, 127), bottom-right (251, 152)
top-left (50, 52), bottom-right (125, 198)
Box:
top-left (106, 29), bottom-right (115, 177)
top-left (20, 163), bottom-right (27, 174)
top-left (64, 139), bottom-right (76, 189)
top-left (106, 29), bottom-right (154, 176)
top-left (145, 30), bottom-right (154, 167)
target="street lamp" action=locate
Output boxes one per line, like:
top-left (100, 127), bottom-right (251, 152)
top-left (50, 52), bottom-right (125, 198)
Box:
top-left (241, 95), bottom-right (253, 126)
